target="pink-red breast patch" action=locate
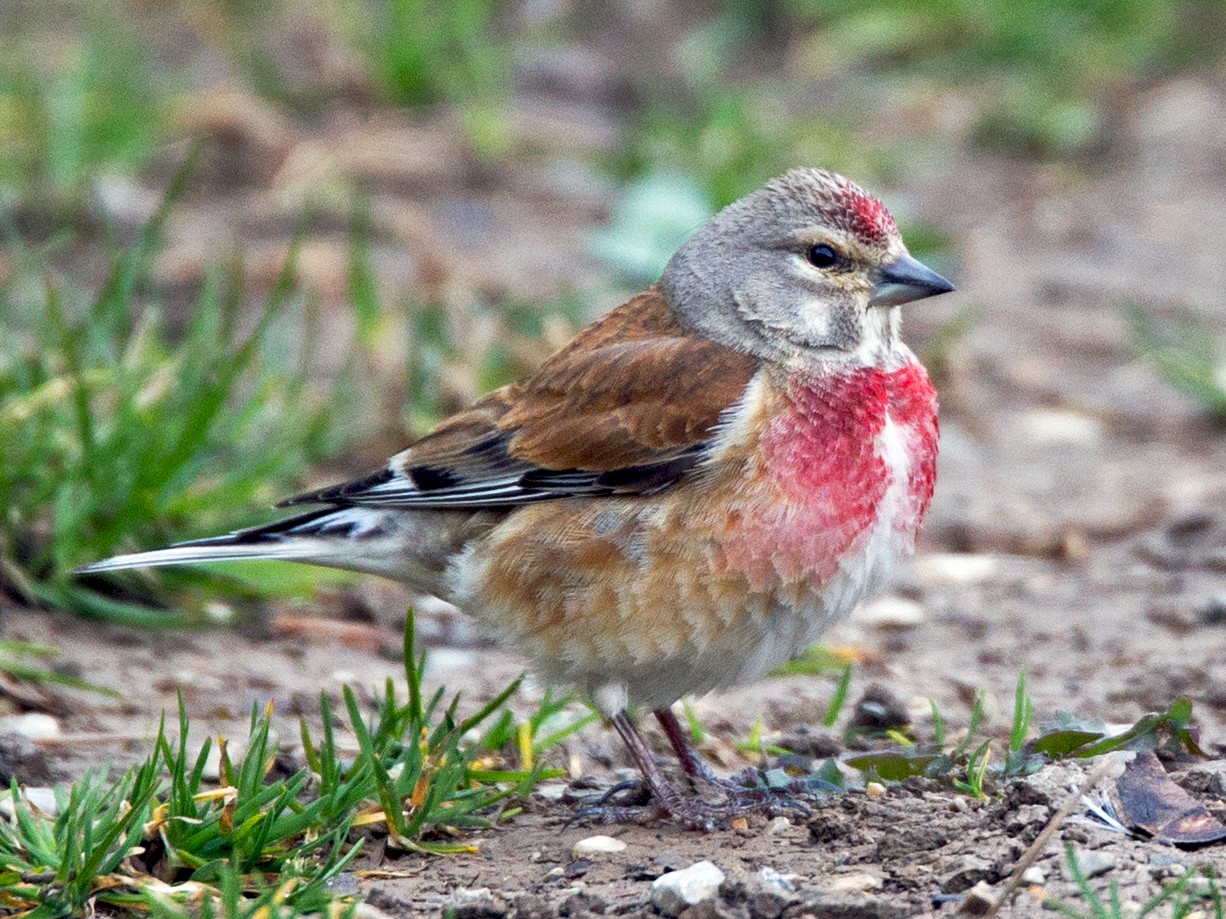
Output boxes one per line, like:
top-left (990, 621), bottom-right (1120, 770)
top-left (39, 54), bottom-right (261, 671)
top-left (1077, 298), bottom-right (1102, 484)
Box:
top-left (719, 362), bottom-right (937, 591)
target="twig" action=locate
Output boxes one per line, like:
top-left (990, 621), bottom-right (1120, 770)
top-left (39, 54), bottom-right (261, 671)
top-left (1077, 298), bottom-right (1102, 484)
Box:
top-left (982, 757), bottom-right (1117, 919)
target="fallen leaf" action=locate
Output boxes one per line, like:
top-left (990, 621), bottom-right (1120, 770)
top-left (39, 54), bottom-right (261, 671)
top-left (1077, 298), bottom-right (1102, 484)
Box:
top-left (1116, 750), bottom-right (1226, 846)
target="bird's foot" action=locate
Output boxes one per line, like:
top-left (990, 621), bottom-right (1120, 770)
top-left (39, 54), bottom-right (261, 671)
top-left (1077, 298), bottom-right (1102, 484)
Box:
top-left (650, 706), bottom-right (823, 804)
top-left (594, 778), bottom-right (653, 807)
top-left (575, 709), bottom-right (815, 829)
top-left (685, 758), bottom-right (822, 807)
top-left (571, 774), bottom-right (810, 830)
top-left (696, 781), bottom-right (813, 820)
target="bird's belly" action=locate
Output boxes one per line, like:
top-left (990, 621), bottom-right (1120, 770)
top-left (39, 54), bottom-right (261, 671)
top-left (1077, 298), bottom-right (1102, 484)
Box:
top-left (449, 365), bottom-right (937, 709)
top-left (694, 409), bottom-right (926, 691)
top-left (448, 449), bottom-right (920, 709)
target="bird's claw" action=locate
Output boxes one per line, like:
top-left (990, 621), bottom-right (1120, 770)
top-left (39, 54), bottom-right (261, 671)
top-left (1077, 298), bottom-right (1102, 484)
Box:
top-left (560, 779), bottom-right (654, 828)
top-left (710, 785), bottom-right (813, 818)
top-left (593, 778), bottom-right (652, 807)
top-left (565, 778), bottom-right (811, 829)
top-left (566, 802), bottom-right (671, 828)
top-left (685, 767), bottom-right (815, 817)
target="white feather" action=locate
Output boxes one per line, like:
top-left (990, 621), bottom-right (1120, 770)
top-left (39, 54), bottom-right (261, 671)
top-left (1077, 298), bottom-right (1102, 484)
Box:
top-left (76, 542), bottom-right (311, 573)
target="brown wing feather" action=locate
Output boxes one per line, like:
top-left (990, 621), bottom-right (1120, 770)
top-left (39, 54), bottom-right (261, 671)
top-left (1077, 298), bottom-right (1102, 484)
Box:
top-left (502, 334), bottom-right (756, 469)
top-left (282, 286), bottom-right (760, 508)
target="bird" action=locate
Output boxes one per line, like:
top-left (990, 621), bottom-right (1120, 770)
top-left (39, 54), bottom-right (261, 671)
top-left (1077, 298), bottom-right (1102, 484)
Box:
top-left (79, 167), bottom-right (954, 827)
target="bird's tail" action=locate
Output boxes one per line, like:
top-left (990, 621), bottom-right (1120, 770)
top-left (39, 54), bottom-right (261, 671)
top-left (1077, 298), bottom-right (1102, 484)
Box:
top-left (75, 507), bottom-right (397, 576)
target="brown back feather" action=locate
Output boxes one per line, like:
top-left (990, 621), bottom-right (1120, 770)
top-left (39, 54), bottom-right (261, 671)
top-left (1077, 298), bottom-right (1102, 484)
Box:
top-left (284, 285), bottom-right (760, 508)
top-left (418, 286), bottom-right (759, 472)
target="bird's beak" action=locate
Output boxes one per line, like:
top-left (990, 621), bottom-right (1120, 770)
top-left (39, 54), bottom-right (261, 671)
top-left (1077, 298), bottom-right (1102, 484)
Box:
top-left (868, 254), bottom-right (955, 307)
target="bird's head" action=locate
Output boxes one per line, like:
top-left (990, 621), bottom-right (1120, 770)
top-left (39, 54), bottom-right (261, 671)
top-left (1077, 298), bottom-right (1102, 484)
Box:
top-left (661, 167), bottom-right (953, 369)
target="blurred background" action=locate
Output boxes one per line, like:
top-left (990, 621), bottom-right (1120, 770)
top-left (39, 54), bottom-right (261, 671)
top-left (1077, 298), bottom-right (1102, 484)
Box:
top-left (1, 0), bottom-right (1225, 652)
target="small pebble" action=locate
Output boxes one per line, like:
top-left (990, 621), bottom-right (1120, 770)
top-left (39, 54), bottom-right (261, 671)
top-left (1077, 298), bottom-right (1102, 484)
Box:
top-left (729, 816), bottom-right (749, 831)
top-left (443, 888), bottom-right (500, 917)
top-left (764, 816), bottom-right (791, 835)
top-left (858, 595), bottom-right (925, 628)
top-left (1064, 850), bottom-right (1116, 880)
top-left (423, 647), bottom-right (478, 678)
top-left (758, 867), bottom-right (797, 893)
top-left (1012, 804), bottom-right (1049, 826)
top-left (956, 880), bottom-right (997, 915)
top-left (913, 553), bottom-right (998, 586)
top-left (1186, 875), bottom-right (1214, 895)
top-left (1202, 595), bottom-right (1226, 625)
top-left (1019, 408), bottom-right (1104, 446)
top-left (572, 834), bottom-right (626, 857)
top-left (1020, 867), bottom-right (1046, 885)
top-left (204, 602), bottom-right (235, 623)
top-left (0, 713), bottom-right (60, 740)
top-left (563, 859), bottom-right (591, 878)
top-left (535, 783), bottom-right (568, 801)
top-left (826, 872), bottom-right (882, 893)
top-left (865, 781), bottom-right (886, 798)
top-left (651, 860), bottom-right (726, 917)
top-left (543, 866), bottom-right (564, 880)
top-left (0, 787), bottom-right (58, 817)
top-left (324, 873), bottom-right (360, 896)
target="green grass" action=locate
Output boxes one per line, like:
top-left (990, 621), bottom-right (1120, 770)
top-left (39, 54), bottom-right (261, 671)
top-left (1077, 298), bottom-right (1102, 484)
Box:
top-left (5, 0), bottom-right (1221, 220)
top-left (822, 663), bottom-right (853, 728)
top-left (604, 91), bottom-right (950, 286)
top-left (0, 612), bottom-right (584, 917)
top-left (0, 6), bottom-right (170, 209)
top-left (625, 87), bottom-right (873, 213)
top-left (1046, 846), bottom-right (1223, 919)
top-left (401, 289), bottom-right (588, 434)
top-left (598, 0), bottom-right (1224, 243)
top-left (747, 0), bottom-right (1220, 157)
top-left (778, 671), bottom-right (1204, 796)
top-left (0, 165), bottom-right (354, 626)
top-left (0, 640), bottom-right (115, 695)
top-left (328, 0), bottom-right (506, 107)
top-left (1126, 303), bottom-right (1226, 419)
top-left (325, 0), bottom-right (512, 155)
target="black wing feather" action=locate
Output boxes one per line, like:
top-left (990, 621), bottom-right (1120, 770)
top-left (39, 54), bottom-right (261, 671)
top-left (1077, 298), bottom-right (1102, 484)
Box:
top-left (278, 440), bottom-right (709, 510)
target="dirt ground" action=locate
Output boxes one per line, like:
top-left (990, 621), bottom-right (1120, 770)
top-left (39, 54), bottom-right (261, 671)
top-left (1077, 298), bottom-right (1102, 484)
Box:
top-left (3, 51), bottom-right (1226, 919)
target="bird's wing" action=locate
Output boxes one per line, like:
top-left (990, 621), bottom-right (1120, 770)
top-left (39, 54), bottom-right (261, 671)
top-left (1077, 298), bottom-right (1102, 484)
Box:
top-left (282, 286), bottom-right (761, 509)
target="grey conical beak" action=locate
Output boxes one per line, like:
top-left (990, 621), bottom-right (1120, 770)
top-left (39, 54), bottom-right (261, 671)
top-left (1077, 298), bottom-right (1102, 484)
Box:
top-left (869, 254), bottom-right (955, 307)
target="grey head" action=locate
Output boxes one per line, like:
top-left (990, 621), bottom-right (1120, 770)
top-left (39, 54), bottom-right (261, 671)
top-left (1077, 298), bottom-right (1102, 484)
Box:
top-left (660, 168), bottom-right (953, 369)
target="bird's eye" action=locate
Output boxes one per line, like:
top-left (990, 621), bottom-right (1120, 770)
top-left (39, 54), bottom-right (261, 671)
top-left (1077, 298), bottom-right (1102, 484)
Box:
top-left (806, 244), bottom-right (840, 269)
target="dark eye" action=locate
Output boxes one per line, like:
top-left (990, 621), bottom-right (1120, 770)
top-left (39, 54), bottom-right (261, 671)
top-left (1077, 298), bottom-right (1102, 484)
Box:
top-left (806, 244), bottom-right (840, 269)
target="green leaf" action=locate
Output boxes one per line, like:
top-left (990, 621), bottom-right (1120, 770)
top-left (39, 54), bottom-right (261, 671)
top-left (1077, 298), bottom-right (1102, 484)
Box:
top-left (844, 750), bottom-right (941, 782)
top-left (1032, 729), bottom-right (1105, 759)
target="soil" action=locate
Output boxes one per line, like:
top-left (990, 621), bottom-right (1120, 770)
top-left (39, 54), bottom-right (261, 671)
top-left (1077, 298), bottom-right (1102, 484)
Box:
top-left (3, 33), bottom-right (1226, 919)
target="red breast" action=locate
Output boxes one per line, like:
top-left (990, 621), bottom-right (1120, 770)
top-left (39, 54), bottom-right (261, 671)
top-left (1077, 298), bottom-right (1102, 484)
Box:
top-left (717, 362), bottom-right (938, 591)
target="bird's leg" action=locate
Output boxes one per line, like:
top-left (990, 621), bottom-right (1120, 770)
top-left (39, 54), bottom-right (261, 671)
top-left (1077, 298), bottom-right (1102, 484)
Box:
top-left (654, 706), bottom-right (817, 808)
top-left (653, 706), bottom-right (761, 790)
top-left (587, 708), bottom-right (739, 808)
top-left (572, 710), bottom-right (808, 829)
